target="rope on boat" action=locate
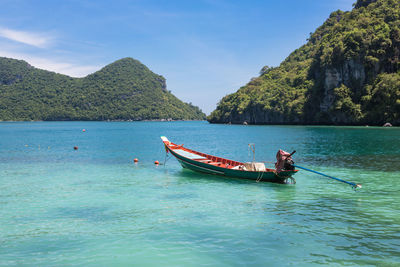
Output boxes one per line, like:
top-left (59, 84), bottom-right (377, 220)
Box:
top-left (163, 149), bottom-right (172, 167)
top-left (294, 164), bottom-right (362, 190)
top-left (248, 144), bottom-right (255, 162)
top-left (256, 171), bottom-right (264, 182)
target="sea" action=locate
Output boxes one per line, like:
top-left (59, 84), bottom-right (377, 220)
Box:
top-left (0, 121), bottom-right (399, 266)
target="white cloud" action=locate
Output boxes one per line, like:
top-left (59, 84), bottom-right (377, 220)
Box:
top-left (29, 57), bottom-right (100, 77)
top-left (0, 50), bottom-right (100, 77)
top-left (0, 26), bottom-right (102, 76)
top-left (0, 27), bottom-right (52, 48)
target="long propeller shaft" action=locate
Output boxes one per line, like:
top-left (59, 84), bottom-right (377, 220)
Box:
top-left (293, 164), bottom-right (362, 190)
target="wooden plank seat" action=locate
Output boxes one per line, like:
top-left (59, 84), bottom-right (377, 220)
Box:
top-left (173, 149), bottom-right (207, 160)
top-left (196, 159), bottom-right (212, 163)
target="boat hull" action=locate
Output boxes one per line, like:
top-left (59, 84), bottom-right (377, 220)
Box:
top-left (171, 148), bottom-right (296, 183)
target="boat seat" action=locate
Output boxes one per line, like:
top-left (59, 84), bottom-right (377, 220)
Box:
top-left (197, 159), bottom-right (212, 162)
top-left (173, 149), bottom-right (207, 160)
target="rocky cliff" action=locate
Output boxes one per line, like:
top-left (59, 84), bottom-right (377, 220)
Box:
top-left (208, 0), bottom-right (400, 125)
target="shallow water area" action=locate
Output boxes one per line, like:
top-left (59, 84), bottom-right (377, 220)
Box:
top-left (0, 121), bottom-right (399, 266)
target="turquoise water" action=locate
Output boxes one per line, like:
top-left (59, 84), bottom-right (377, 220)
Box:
top-left (1, 121), bottom-right (399, 266)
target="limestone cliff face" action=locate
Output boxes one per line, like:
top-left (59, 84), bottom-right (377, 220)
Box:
top-left (214, 105), bottom-right (300, 125)
top-left (321, 59), bottom-right (366, 114)
top-left (208, 0), bottom-right (400, 126)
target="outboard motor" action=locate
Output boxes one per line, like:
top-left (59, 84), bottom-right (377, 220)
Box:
top-left (275, 150), bottom-right (296, 172)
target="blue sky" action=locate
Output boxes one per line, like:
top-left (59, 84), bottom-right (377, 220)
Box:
top-left (0, 0), bottom-right (354, 114)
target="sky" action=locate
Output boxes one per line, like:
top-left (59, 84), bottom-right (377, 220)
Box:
top-left (0, 0), bottom-right (354, 114)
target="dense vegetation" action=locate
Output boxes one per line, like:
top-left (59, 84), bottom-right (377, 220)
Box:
top-left (0, 57), bottom-right (205, 121)
top-left (208, 0), bottom-right (400, 125)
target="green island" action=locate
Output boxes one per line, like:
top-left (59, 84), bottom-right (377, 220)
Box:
top-left (208, 0), bottom-right (400, 125)
top-left (0, 57), bottom-right (205, 121)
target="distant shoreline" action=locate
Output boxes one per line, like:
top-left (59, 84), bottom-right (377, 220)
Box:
top-left (207, 121), bottom-right (396, 127)
top-left (0, 119), bottom-right (207, 122)
top-left (0, 120), bottom-right (396, 127)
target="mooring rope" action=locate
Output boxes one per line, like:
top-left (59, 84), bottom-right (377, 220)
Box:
top-left (163, 151), bottom-right (172, 167)
top-left (256, 171), bottom-right (264, 183)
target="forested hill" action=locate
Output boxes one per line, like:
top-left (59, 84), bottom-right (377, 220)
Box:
top-left (208, 0), bottom-right (400, 125)
top-left (0, 57), bottom-right (205, 121)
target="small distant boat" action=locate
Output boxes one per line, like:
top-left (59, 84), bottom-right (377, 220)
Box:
top-left (161, 136), bottom-right (298, 183)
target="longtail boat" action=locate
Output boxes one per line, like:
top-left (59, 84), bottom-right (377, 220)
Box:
top-left (161, 136), bottom-right (298, 183)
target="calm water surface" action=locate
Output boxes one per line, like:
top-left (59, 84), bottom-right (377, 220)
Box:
top-left (0, 121), bottom-right (399, 266)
